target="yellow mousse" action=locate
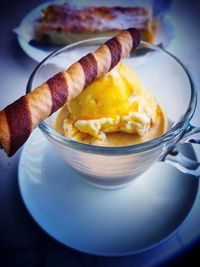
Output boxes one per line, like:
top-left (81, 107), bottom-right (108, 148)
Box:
top-left (55, 63), bottom-right (166, 145)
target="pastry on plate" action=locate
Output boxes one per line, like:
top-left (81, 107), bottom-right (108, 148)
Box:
top-left (34, 3), bottom-right (154, 45)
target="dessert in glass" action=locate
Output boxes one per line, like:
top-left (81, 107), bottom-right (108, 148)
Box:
top-left (0, 29), bottom-right (199, 188)
top-left (26, 39), bottom-right (200, 188)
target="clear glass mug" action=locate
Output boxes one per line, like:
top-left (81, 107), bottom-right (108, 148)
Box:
top-left (27, 38), bottom-right (200, 188)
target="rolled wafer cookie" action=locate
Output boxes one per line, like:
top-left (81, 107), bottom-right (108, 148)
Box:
top-left (0, 28), bottom-right (141, 156)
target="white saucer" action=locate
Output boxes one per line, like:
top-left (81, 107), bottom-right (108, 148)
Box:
top-left (18, 129), bottom-right (199, 256)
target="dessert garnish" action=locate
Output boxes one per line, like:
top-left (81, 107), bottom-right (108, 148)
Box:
top-left (0, 28), bottom-right (141, 156)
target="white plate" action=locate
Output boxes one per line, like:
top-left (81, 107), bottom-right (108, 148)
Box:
top-left (18, 129), bottom-right (198, 256)
top-left (15, 0), bottom-right (173, 62)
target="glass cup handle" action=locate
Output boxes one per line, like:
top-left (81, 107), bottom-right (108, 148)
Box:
top-left (162, 124), bottom-right (200, 176)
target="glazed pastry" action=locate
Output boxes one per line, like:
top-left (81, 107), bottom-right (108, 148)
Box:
top-left (0, 28), bottom-right (141, 156)
top-left (35, 3), bottom-right (154, 45)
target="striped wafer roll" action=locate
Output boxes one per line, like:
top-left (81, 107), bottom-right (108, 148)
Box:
top-left (0, 28), bottom-right (141, 156)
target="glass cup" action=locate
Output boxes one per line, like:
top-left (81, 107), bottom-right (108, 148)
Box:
top-left (26, 38), bottom-right (200, 188)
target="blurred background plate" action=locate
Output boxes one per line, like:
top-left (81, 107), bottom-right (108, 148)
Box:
top-left (14, 0), bottom-right (173, 62)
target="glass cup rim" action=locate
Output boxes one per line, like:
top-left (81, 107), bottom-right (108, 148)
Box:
top-left (26, 38), bottom-right (197, 155)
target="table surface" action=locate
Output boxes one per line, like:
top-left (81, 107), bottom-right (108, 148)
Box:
top-left (0, 0), bottom-right (200, 266)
